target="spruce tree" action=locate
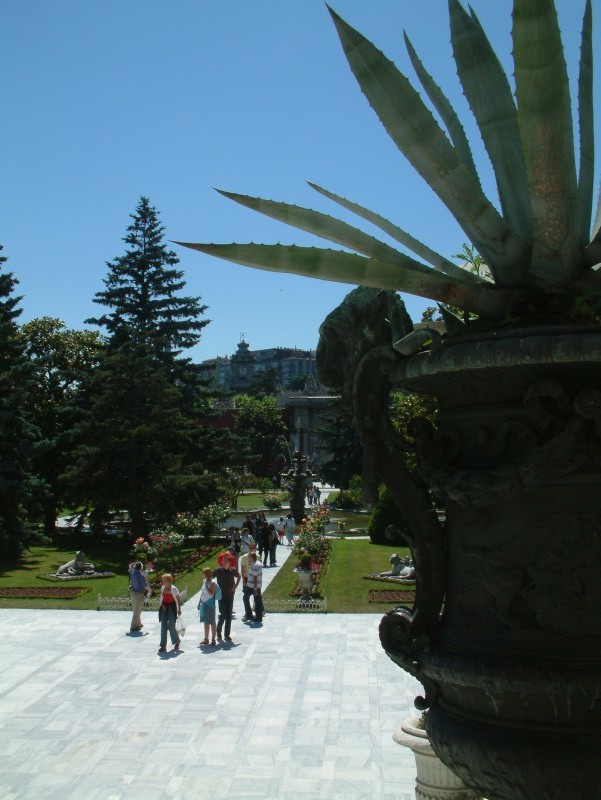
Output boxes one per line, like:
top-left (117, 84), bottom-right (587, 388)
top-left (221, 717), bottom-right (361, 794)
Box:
top-left (69, 198), bottom-right (223, 536)
top-left (65, 343), bottom-right (216, 537)
top-left (87, 196), bottom-right (208, 382)
top-left (0, 247), bottom-right (41, 556)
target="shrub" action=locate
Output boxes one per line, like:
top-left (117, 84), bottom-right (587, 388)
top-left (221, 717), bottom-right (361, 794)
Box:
top-left (335, 474), bottom-right (362, 509)
top-left (195, 502), bottom-right (230, 539)
top-left (367, 488), bottom-right (410, 545)
top-left (131, 528), bottom-right (184, 572)
top-left (299, 552), bottom-right (313, 570)
top-left (263, 492), bottom-right (286, 509)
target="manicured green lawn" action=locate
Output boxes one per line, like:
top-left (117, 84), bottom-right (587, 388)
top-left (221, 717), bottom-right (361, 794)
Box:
top-left (265, 538), bottom-right (414, 613)
top-left (0, 536), bottom-right (413, 614)
top-left (233, 492), bottom-right (271, 511)
top-left (0, 538), bottom-right (220, 610)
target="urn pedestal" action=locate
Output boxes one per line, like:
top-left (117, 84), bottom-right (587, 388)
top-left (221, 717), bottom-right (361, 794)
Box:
top-left (394, 717), bottom-right (482, 800)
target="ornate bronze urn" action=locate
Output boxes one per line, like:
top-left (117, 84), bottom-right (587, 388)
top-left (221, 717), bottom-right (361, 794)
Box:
top-left (378, 324), bottom-right (601, 800)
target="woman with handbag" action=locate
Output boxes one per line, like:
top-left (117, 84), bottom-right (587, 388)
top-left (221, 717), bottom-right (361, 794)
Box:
top-left (158, 573), bottom-right (181, 653)
top-left (198, 567), bottom-right (218, 646)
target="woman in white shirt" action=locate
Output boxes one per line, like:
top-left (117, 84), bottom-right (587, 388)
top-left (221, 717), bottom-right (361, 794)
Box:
top-left (198, 567), bottom-right (217, 646)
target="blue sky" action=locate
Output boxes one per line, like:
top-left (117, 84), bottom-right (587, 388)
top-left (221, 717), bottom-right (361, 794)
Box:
top-left (1, 0), bottom-right (597, 361)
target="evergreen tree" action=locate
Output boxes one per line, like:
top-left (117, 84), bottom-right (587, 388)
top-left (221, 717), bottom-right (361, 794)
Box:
top-left (20, 318), bottom-right (102, 535)
top-left (0, 248), bottom-right (41, 556)
top-left (318, 399), bottom-right (363, 490)
top-left (233, 394), bottom-right (288, 477)
top-left (69, 198), bottom-right (221, 536)
top-left (87, 196), bottom-right (208, 383)
top-left (64, 344), bottom-right (216, 537)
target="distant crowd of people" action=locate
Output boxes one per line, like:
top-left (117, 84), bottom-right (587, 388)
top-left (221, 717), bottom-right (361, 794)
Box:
top-left (305, 484), bottom-right (321, 505)
top-left (127, 512), bottom-right (298, 653)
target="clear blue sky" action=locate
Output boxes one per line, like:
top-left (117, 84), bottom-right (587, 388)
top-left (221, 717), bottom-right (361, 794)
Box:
top-left (1, 0), bottom-right (596, 361)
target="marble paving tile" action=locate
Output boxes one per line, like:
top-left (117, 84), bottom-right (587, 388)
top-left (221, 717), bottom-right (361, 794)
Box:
top-left (0, 557), bottom-right (423, 799)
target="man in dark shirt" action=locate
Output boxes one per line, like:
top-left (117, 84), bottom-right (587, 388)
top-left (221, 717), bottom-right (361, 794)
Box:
top-left (213, 555), bottom-right (240, 642)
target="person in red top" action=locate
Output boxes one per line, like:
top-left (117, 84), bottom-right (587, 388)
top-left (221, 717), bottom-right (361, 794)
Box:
top-left (217, 546), bottom-right (238, 569)
top-left (158, 573), bottom-right (181, 653)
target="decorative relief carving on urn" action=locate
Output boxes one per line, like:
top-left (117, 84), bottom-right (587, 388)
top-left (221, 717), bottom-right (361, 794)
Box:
top-left (412, 381), bottom-right (599, 507)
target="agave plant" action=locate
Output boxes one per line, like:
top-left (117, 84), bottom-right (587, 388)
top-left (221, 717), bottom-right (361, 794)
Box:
top-left (178, 0), bottom-right (599, 328)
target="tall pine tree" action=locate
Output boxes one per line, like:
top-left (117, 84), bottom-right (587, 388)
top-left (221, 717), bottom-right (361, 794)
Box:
top-left (0, 247), bottom-right (42, 556)
top-left (87, 196), bottom-right (208, 384)
top-left (68, 198), bottom-right (221, 537)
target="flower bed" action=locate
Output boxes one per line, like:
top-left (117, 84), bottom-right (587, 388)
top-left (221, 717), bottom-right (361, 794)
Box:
top-left (368, 589), bottom-right (415, 604)
top-left (146, 543), bottom-right (219, 589)
top-left (0, 586), bottom-right (90, 599)
top-left (290, 505), bottom-right (332, 597)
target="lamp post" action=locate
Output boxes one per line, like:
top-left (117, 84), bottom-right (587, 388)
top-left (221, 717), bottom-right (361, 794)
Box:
top-left (286, 449), bottom-right (312, 525)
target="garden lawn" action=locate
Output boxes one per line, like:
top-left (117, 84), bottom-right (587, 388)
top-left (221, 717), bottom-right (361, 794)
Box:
top-left (0, 539), bottom-right (221, 610)
top-left (234, 492), bottom-right (270, 511)
top-left (264, 538), bottom-right (414, 613)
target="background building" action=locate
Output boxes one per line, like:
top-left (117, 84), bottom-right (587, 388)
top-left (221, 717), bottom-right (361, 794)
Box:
top-left (201, 338), bottom-right (317, 392)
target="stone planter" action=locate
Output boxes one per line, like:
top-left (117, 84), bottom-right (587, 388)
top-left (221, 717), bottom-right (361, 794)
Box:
top-left (294, 567), bottom-right (315, 601)
top-left (379, 327), bottom-right (601, 800)
top-left (394, 717), bottom-right (481, 800)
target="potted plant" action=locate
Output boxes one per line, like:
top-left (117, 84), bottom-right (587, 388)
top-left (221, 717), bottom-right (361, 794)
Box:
top-left (178, 2), bottom-right (601, 798)
top-left (294, 552), bottom-right (315, 598)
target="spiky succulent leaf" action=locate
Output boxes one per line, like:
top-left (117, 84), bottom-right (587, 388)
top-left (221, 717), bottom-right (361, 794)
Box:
top-left (584, 230), bottom-right (601, 268)
top-left (438, 303), bottom-right (466, 334)
top-left (577, 0), bottom-right (594, 247)
top-left (404, 31), bottom-right (479, 181)
top-left (449, 0), bottom-right (532, 246)
top-left (327, 5), bottom-right (529, 288)
top-left (513, 0), bottom-right (580, 286)
top-left (307, 181), bottom-right (484, 285)
top-left (214, 189), bottom-right (469, 284)
top-left (176, 241), bottom-right (514, 320)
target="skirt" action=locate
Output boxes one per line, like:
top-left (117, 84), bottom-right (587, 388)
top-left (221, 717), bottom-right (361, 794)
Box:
top-left (200, 600), bottom-right (216, 624)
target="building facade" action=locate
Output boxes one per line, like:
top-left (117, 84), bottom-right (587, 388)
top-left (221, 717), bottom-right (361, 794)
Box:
top-left (201, 339), bottom-right (317, 392)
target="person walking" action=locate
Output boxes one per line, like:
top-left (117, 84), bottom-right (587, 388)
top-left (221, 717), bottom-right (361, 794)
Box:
top-left (268, 523), bottom-right (278, 567)
top-left (277, 517), bottom-right (285, 545)
top-left (239, 542), bottom-right (257, 622)
top-left (128, 560), bottom-right (151, 632)
top-left (246, 552), bottom-right (264, 623)
top-left (257, 521), bottom-right (269, 565)
top-left (158, 573), bottom-right (182, 653)
top-left (284, 513), bottom-right (296, 547)
top-left (213, 555), bottom-right (240, 642)
top-left (240, 527), bottom-right (254, 555)
top-left (198, 567), bottom-right (218, 646)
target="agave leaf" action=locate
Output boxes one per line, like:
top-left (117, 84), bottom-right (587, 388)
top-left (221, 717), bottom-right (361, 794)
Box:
top-left (176, 241), bottom-right (513, 320)
top-left (513, 0), bottom-right (580, 285)
top-left (449, 0), bottom-right (532, 245)
top-left (591, 180), bottom-right (601, 243)
top-left (214, 188), bottom-right (474, 284)
top-left (438, 303), bottom-right (466, 334)
top-left (326, 5), bottom-right (529, 288)
top-left (307, 181), bottom-right (485, 285)
top-left (404, 31), bottom-right (479, 181)
top-left (583, 231), bottom-right (601, 269)
top-left (576, 0), bottom-right (594, 248)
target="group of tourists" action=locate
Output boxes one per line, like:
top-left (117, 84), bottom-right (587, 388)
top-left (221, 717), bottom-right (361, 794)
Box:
top-left (127, 512), bottom-right (298, 654)
top-left (306, 484), bottom-right (321, 505)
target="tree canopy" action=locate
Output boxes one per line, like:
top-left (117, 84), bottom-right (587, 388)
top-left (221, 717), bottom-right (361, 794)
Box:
top-left (0, 247), bottom-right (42, 555)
